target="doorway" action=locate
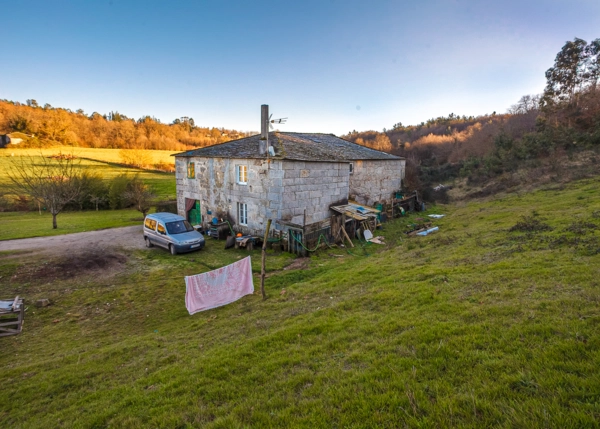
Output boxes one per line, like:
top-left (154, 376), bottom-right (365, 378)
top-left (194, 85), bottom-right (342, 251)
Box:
top-left (188, 200), bottom-right (202, 226)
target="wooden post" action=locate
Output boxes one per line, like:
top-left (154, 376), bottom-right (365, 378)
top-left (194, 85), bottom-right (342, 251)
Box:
top-left (260, 219), bottom-right (272, 300)
top-left (340, 214), bottom-right (354, 248)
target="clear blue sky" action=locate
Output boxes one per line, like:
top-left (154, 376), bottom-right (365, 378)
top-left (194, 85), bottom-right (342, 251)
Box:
top-left (2, 0), bottom-right (599, 135)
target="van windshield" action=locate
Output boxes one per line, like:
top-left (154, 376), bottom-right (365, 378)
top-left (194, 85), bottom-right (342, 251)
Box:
top-left (166, 220), bottom-right (195, 234)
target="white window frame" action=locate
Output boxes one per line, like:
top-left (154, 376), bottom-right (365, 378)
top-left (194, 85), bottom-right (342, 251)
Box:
top-left (236, 165), bottom-right (248, 185)
top-left (237, 202), bottom-right (248, 226)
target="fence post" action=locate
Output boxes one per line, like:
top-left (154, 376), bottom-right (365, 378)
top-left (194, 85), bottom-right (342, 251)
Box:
top-left (260, 219), bottom-right (272, 300)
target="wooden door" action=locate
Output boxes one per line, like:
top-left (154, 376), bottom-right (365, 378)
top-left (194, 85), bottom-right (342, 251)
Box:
top-left (188, 200), bottom-right (202, 225)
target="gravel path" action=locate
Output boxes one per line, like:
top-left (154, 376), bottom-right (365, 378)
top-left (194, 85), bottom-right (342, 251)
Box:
top-left (0, 226), bottom-right (145, 254)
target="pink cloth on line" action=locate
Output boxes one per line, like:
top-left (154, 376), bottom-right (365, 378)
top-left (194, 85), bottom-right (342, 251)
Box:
top-left (185, 256), bottom-right (254, 314)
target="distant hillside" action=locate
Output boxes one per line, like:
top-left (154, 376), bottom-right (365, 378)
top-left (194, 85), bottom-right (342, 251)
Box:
top-left (344, 111), bottom-right (538, 164)
top-left (344, 37), bottom-right (600, 200)
top-left (0, 99), bottom-right (252, 150)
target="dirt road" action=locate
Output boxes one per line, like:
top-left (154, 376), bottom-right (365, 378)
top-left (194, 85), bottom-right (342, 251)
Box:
top-left (0, 226), bottom-right (145, 255)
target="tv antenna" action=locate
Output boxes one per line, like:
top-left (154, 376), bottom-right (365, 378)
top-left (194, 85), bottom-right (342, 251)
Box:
top-left (269, 114), bottom-right (287, 130)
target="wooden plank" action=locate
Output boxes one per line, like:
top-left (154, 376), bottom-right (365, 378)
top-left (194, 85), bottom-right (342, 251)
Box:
top-left (344, 210), bottom-right (366, 221)
top-left (341, 223), bottom-right (354, 248)
top-left (348, 201), bottom-right (381, 213)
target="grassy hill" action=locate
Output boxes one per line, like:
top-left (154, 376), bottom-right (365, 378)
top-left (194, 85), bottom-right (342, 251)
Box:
top-left (1, 176), bottom-right (599, 427)
top-left (0, 149), bottom-right (176, 196)
top-left (3, 146), bottom-right (179, 166)
top-left (1, 148), bottom-right (176, 214)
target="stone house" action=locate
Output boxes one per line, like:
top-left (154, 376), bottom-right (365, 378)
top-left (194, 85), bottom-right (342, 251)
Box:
top-left (174, 106), bottom-right (405, 238)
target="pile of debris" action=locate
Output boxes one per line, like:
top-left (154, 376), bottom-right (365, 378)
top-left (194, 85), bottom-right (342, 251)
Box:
top-left (330, 202), bottom-right (381, 247)
top-left (405, 214), bottom-right (445, 236)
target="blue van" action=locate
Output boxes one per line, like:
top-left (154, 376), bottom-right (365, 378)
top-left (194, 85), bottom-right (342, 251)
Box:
top-left (143, 212), bottom-right (205, 255)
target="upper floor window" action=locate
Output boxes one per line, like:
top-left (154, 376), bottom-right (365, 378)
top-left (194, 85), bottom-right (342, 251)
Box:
top-left (187, 162), bottom-right (195, 179)
top-left (349, 163), bottom-right (354, 174)
top-left (236, 165), bottom-right (248, 184)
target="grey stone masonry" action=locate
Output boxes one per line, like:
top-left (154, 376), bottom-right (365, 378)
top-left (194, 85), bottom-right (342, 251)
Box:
top-left (278, 160), bottom-right (349, 225)
top-left (177, 157), bottom-right (277, 236)
top-left (348, 159), bottom-right (405, 206)
top-left (176, 155), bottom-right (402, 235)
top-left (176, 157), bottom-right (350, 235)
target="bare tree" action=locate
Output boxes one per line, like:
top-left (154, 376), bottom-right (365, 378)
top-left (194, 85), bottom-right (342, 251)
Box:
top-left (89, 195), bottom-right (106, 211)
top-left (508, 94), bottom-right (541, 115)
top-left (8, 152), bottom-right (83, 229)
top-left (123, 175), bottom-right (155, 218)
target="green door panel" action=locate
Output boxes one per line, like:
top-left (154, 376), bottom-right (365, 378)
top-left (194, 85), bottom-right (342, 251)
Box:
top-left (188, 200), bottom-right (202, 225)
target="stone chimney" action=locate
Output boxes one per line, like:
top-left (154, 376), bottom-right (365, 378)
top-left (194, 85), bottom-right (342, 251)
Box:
top-left (259, 104), bottom-right (268, 156)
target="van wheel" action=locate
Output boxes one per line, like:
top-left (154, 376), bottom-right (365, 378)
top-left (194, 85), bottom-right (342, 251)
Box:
top-left (145, 237), bottom-right (153, 248)
top-left (169, 244), bottom-right (177, 255)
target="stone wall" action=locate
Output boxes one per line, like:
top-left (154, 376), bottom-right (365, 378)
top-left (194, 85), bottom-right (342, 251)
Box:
top-left (175, 156), bottom-right (399, 235)
top-left (176, 158), bottom-right (349, 235)
top-left (348, 159), bottom-right (405, 206)
top-left (176, 157), bottom-right (274, 235)
top-left (278, 161), bottom-right (349, 226)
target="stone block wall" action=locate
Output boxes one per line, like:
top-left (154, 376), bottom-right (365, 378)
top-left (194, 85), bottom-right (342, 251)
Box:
top-left (176, 157), bottom-right (350, 235)
top-left (348, 159), bottom-right (405, 206)
top-left (278, 160), bottom-right (349, 226)
top-left (175, 156), bottom-right (399, 236)
top-left (176, 157), bottom-right (276, 235)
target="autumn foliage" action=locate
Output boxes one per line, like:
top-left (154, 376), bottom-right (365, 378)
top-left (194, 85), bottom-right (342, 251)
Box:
top-left (0, 100), bottom-right (251, 150)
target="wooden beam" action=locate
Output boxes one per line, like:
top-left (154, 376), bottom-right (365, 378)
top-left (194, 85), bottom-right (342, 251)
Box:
top-left (341, 223), bottom-right (354, 248)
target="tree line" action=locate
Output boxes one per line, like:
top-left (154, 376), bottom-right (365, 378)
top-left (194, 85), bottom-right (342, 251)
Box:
top-left (0, 101), bottom-right (252, 150)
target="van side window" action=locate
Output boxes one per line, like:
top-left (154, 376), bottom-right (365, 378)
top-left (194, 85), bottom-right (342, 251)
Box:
top-left (157, 223), bottom-right (166, 235)
top-left (145, 218), bottom-right (157, 230)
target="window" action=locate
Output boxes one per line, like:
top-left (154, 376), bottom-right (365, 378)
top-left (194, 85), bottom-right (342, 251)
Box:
top-left (237, 202), bottom-right (248, 226)
top-left (166, 220), bottom-right (194, 235)
top-left (236, 165), bottom-right (247, 185)
top-left (187, 162), bottom-right (195, 179)
top-left (157, 223), bottom-right (166, 235)
top-left (349, 163), bottom-right (354, 174)
top-left (144, 218), bottom-right (157, 230)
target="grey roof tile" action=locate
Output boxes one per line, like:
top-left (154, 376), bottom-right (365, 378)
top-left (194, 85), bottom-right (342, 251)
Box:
top-left (174, 132), bottom-right (402, 161)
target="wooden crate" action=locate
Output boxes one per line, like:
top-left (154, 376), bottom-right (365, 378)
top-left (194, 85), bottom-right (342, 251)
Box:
top-left (0, 297), bottom-right (24, 337)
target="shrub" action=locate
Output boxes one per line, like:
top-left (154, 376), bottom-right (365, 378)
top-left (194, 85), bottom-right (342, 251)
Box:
top-left (108, 174), bottom-right (131, 209)
top-left (154, 161), bottom-right (175, 173)
top-left (509, 214), bottom-right (553, 233)
top-left (68, 171), bottom-right (109, 210)
top-left (0, 195), bottom-right (36, 212)
top-left (154, 200), bottom-right (178, 214)
top-left (119, 149), bottom-right (153, 168)
top-left (123, 176), bottom-right (155, 217)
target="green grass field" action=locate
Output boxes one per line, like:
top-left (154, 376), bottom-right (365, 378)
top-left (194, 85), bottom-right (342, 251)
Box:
top-left (1, 177), bottom-right (599, 427)
top-left (4, 147), bottom-right (179, 166)
top-left (0, 210), bottom-right (144, 241)
top-left (1, 151), bottom-right (176, 205)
